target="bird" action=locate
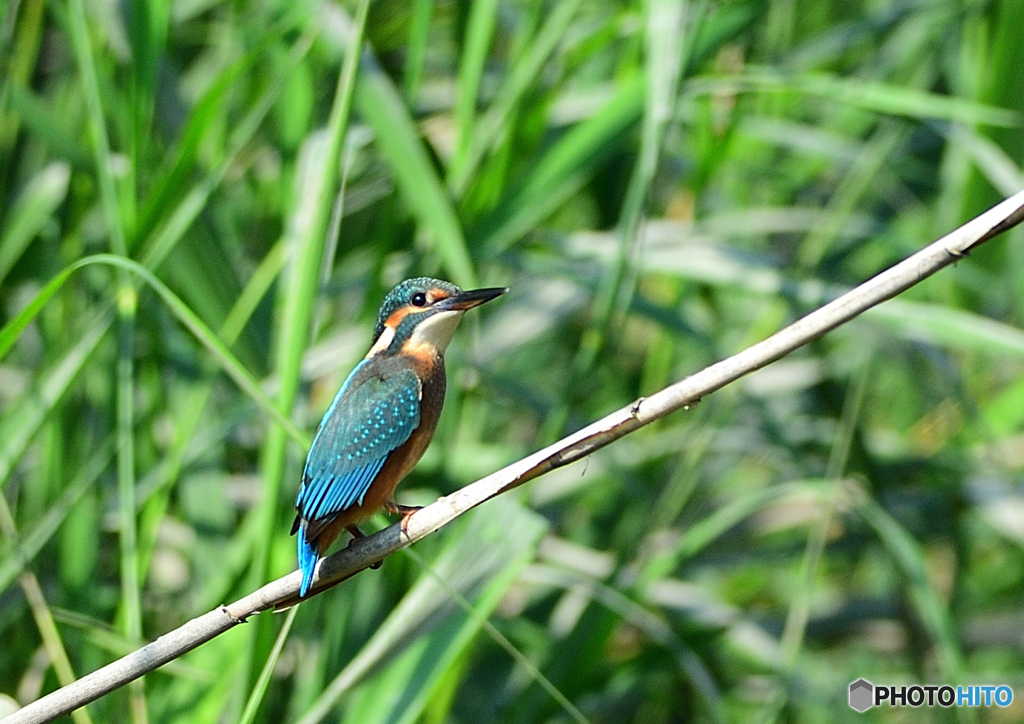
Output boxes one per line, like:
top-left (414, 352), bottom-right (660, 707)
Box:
top-left (292, 277), bottom-right (507, 597)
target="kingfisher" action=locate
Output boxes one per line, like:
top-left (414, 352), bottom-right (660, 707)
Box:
top-left (292, 277), bottom-right (507, 596)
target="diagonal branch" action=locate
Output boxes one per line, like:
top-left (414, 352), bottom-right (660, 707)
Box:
top-left (6, 188), bottom-right (1024, 724)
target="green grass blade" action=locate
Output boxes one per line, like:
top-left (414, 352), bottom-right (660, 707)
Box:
top-left (402, 0), bottom-right (433, 102)
top-left (356, 52), bottom-right (476, 284)
top-left (245, 0), bottom-right (370, 702)
top-left (296, 500), bottom-right (549, 724)
top-left (637, 481), bottom-right (831, 588)
top-left (575, 0), bottom-right (689, 374)
top-left (125, 0), bottom-right (168, 231)
top-left (252, 0), bottom-right (369, 579)
top-left (447, 0), bottom-right (583, 194)
top-left (115, 288), bottom-right (146, 723)
top-left (691, 69), bottom-right (1021, 127)
top-left (0, 161), bottom-right (69, 283)
top-left (220, 240), bottom-right (287, 346)
top-left (0, 270), bottom-right (77, 363)
top-left (473, 76), bottom-right (644, 254)
top-left (0, 255), bottom-right (306, 445)
top-left (0, 311), bottom-right (108, 490)
top-left (867, 299), bottom-right (1024, 358)
top-left (11, 568), bottom-right (96, 724)
top-left (0, 439), bottom-right (112, 592)
top-left (136, 26), bottom-right (318, 271)
top-left (135, 52), bottom-right (250, 241)
top-left (452, 0), bottom-right (499, 172)
top-left (65, 0), bottom-right (128, 255)
top-left (857, 494), bottom-right (965, 684)
top-left (238, 606), bottom-right (299, 724)
top-left (948, 125), bottom-right (1024, 198)
top-left (958, 0), bottom-right (1024, 221)
top-left (0, 0), bottom-right (45, 161)
top-left (797, 123), bottom-right (903, 269)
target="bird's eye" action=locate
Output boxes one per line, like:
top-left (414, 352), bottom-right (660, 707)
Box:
top-left (411, 292), bottom-right (427, 307)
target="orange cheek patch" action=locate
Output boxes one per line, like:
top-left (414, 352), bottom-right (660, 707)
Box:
top-left (367, 308), bottom-right (415, 357)
top-left (385, 307), bottom-right (414, 327)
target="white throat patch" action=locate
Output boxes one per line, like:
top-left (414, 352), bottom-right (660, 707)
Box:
top-left (367, 324), bottom-right (396, 357)
top-left (407, 310), bottom-right (464, 353)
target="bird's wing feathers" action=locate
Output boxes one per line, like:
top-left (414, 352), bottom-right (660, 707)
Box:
top-left (296, 360), bottom-right (422, 525)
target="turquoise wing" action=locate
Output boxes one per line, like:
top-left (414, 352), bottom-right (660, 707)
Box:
top-left (293, 360), bottom-right (422, 596)
top-left (296, 361), bottom-right (422, 525)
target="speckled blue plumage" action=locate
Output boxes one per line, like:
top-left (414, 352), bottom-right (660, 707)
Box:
top-left (294, 359), bottom-right (423, 595)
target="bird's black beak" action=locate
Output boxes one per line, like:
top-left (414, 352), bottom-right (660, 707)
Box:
top-left (440, 286), bottom-right (508, 311)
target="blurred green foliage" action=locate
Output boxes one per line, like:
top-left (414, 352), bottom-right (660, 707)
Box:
top-left (2, 0), bottom-right (1024, 722)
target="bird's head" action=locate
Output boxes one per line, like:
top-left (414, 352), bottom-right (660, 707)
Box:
top-left (368, 277), bottom-right (507, 358)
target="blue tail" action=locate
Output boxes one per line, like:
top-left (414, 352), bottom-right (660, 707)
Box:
top-left (297, 529), bottom-right (319, 597)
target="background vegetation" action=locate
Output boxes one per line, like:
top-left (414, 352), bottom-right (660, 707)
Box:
top-left (2, 0), bottom-right (1024, 721)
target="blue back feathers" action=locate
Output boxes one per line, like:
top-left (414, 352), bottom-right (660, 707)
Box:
top-left (293, 359), bottom-right (423, 595)
top-left (298, 363), bottom-right (421, 517)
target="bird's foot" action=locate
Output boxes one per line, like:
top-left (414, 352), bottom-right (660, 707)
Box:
top-left (385, 500), bottom-right (423, 533)
top-left (384, 501), bottom-right (422, 516)
top-left (346, 524), bottom-right (381, 569)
